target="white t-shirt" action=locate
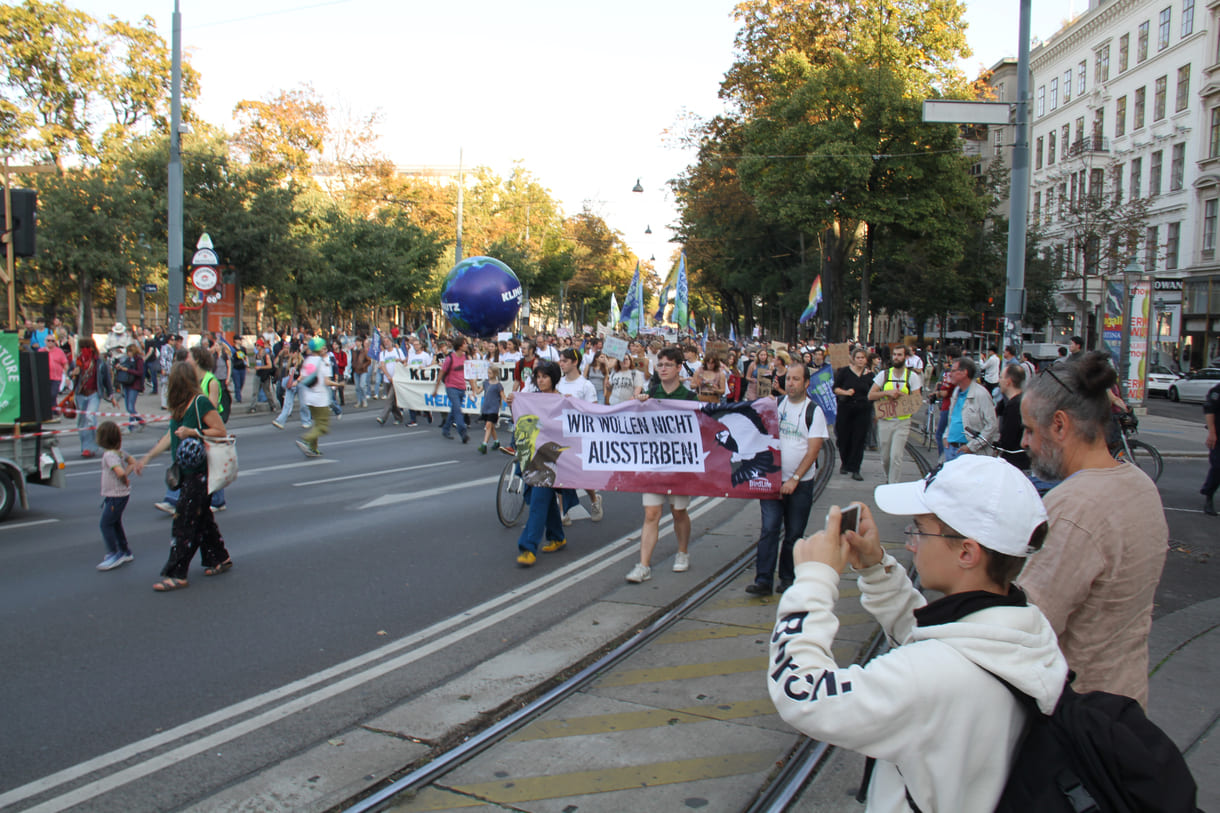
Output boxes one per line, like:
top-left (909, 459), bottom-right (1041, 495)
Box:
top-left (905, 354), bottom-right (924, 371)
top-left (777, 395), bottom-right (829, 481)
top-left (556, 374), bottom-right (597, 402)
top-left (982, 353), bottom-right (1001, 384)
top-left (607, 369), bottom-right (644, 405)
top-left (536, 345), bottom-right (559, 362)
top-left (301, 354), bottom-right (331, 407)
top-left (382, 347), bottom-right (405, 377)
top-left (501, 351), bottom-right (522, 365)
top-left (407, 349), bottom-right (431, 367)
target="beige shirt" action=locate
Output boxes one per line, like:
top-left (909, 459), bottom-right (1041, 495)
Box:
top-left (1018, 464), bottom-right (1168, 707)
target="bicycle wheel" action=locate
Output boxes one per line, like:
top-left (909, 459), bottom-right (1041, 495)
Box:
top-left (1122, 439), bottom-right (1164, 483)
top-left (811, 440), bottom-right (836, 504)
top-left (496, 457), bottom-right (527, 527)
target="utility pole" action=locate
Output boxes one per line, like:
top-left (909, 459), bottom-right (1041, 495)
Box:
top-left (454, 148), bottom-right (464, 265)
top-left (167, 0), bottom-right (184, 336)
top-left (1002, 0), bottom-right (1033, 353)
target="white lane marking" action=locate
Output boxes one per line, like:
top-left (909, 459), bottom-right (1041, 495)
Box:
top-left (325, 431), bottom-right (425, 447)
top-left (240, 460), bottom-right (337, 476)
top-left (358, 474), bottom-right (501, 508)
top-left (0, 518), bottom-right (60, 531)
top-left (292, 460), bottom-right (456, 487)
top-left (4, 496), bottom-right (718, 811)
top-left (66, 463), bottom-right (163, 479)
top-left (1164, 506), bottom-right (1206, 513)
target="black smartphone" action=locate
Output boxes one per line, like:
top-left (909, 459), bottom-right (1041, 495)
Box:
top-left (833, 503), bottom-right (861, 535)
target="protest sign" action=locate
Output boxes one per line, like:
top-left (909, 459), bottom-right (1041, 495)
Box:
top-left (603, 336), bottom-right (629, 360)
top-left (873, 391), bottom-right (924, 421)
top-left (497, 331), bottom-right (513, 341)
top-left (464, 359), bottom-right (490, 382)
top-left (0, 334), bottom-right (18, 424)
top-left (394, 364), bottom-right (513, 415)
top-left (511, 393), bottom-right (782, 498)
top-left (827, 342), bottom-right (852, 370)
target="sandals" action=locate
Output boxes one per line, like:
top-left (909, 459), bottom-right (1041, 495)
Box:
top-left (204, 560), bottom-right (233, 577)
top-left (153, 578), bottom-right (189, 592)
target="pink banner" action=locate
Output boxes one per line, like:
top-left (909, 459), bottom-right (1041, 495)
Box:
top-left (511, 394), bottom-right (782, 499)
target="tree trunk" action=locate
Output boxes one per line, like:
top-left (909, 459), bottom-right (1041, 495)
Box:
top-left (78, 275), bottom-right (94, 337)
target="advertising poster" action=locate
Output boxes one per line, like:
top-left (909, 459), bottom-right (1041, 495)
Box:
top-left (1126, 278), bottom-right (1152, 402)
top-left (511, 393), bottom-right (783, 499)
top-left (1102, 280), bottom-right (1124, 366)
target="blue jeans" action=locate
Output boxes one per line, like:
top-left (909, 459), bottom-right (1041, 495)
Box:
top-left (232, 368), bottom-right (245, 401)
top-left (442, 386), bottom-right (467, 438)
top-left (354, 371), bottom-right (369, 404)
top-left (935, 409), bottom-right (949, 458)
top-left (100, 495), bottom-right (131, 555)
top-left (299, 383), bottom-right (313, 428)
top-left (516, 484), bottom-right (569, 553)
top-left (78, 392), bottom-right (101, 453)
top-left (755, 478), bottom-right (815, 587)
top-left (275, 384), bottom-right (296, 425)
top-left (124, 386), bottom-right (143, 428)
top-left (944, 442), bottom-right (966, 462)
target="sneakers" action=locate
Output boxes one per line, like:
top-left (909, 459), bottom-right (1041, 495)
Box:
top-left (626, 563), bottom-right (652, 583)
top-left (96, 553), bottom-right (121, 571)
top-left (744, 581), bottom-right (772, 596)
top-left (590, 494), bottom-right (604, 522)
top-left (491, 440), bottom-right (500, 451)
top-left (376, 417), bottom-right (386, 425)
top-left (516, 550), bottom-right (537, 567)
top-left (210, 504), bottom-right (227, 512)
top-left (562, 511), bottom-right (572, 526)
top-left (407, 421), bottom-right (418, 427)
top-left (118, 551), bottom-right (134, 565)
top-left (672, 552), bottom-right (690, 572)
top-left (478, 443), bottom-right (487, 454)
top-left (272, 420), bottom-right (285, 430)
top-left (540, 538), bottom-right (566, 553)
top-left (462, 435), bottom-right (470, 444)
top-left (295, 439), bottom-right (322, 458)
top-left (154, 501), bottom-right (175, 515)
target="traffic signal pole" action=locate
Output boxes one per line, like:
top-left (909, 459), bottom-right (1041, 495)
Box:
top-left (167, 0), bottom-right (184, 336)
top-left (1003, 0), bottom-right (1033, 353)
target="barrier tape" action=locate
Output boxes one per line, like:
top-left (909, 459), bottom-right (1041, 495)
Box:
top-left (0, 414), bottom-right (169, 442)
top-left (51, 406), bottom-right (167, 420)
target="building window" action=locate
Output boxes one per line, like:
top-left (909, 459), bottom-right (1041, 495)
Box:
top-left (1050, 77), bottom-right (1059, 110)
top-left (1166, 222), bottom-right (1181, 269)
top-left (1048, 131), bottom-right (1057, 164)
top-left (1112, 165), bottom-right (1124, 204)
top-left (1146, 225), bottom-right (1159, 271)
top-left (1059, 182), bottom-right (1067, 218)
top-left (1182, 0), bottom-right (1195, 37)
top-left (1070, 172), bottom-right (1079, 208)
top-left (1061, 124), bottom-right (1071, 153)
top-left (993, 128), bottom-right (1003, 157)
top-left (1203, 198), bottom-right (1217, 254)
top-left (1150, 150), bottom-right (1164, 195)
top-left (1154, 76), bottom-right (1167, 121)
top-left (1063, 69), bottom-right (1072, 102)
top-left (1159, 7), bottom-right (1172, 50)
top-left (1120, 33), bottom-right (1130, 71)
top-left (1036, 136), bottom-right (1044, 169)
top-left (1096, 45), bottom-right (1111, 83)
top-left (1170, 142), bottom-right (1185, 190)
top-left (1076, 116), bottom-right (1085, 143)
top-left (1139, 21), bottom-right (1150, 62)
top-left (1212, 108), bottom-right (1220, 157)
top-left (1033, 190), bottom-right (1041, 223)
top-left (1131, 157), bottom-right (1143, 198)
top-left (1116, 95), bottom-right (1128, 136)
top-left (1046, 188), bottom-right (1055, 224)
top-left (1037, 85), bottom-right (1045, 117)
top-left (1135, 86), bottom-right (1147, 128)
top-left (1176, 64), bottom-right (1190, 111)
top-left (1093, 108), bottom-right (1105, 140)
top-left (1090, 168), bottom-right (1105, 203)
top-left (1078, 61), bottom-right (1087, 94)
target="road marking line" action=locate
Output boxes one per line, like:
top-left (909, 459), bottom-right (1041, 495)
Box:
top-left (0, 518), bottom-right (59, 531)
top-left (293, 460), bottom-right (456, 487)
top-left (66, 463), bottom-right (163, 479)
top-left (1164, 506), bottom-right (1206, 513)
top-left (241, 460), bottom-right (337, 476)
top-left (326, 432), bottom-right (425, 447)
top-left (358, 474), bottom-right (501, 508)
top-left (1, 497), bottom-right (721, 811)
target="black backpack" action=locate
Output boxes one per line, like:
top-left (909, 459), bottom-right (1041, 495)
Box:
top-left (991, 677), bottom-right (1199, 813)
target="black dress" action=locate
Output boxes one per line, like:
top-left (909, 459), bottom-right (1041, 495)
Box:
top-left (834, 365), bottom-right (874, 474)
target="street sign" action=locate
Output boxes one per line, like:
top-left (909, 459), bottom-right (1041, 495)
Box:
top-left (191, 247), bottom-right (219, 266)
top-left (191, 266), bottom-right (218, 292)
top-left (142, 283), bottom-right (158, 293)
top-left (921, 100), bottom-right (1012, 125)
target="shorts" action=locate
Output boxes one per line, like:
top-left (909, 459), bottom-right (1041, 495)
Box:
top-left (480, 413), bottom-right (499, 424)
top-left (642, 493), bottom-right (691, 510)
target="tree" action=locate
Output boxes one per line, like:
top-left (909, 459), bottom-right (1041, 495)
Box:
top-left (232, 84), bottom-right (328, 181)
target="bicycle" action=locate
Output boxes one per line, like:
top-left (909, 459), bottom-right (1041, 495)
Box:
top-left (495, 447), bottom-right (527, 527)
top-left (1110, 412), bottom-right (1163, 483)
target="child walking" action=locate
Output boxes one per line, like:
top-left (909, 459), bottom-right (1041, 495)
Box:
top-left (474, 365), bottom-right (504, 454)
top-left (97, 420), bottom-right (135, 570)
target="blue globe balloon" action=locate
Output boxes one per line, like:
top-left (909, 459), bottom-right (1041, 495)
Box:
top-left (440, 256), bottom-right (522, 337)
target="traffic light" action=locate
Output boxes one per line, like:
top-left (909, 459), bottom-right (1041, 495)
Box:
top-left (1, 188), bottom-right (37, 257)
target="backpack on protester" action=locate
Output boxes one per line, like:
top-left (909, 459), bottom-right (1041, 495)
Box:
top-left (778, 394), bottom-right (818, 433)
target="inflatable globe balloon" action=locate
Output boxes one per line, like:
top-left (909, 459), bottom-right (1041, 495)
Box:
top-left (440, 256), bottom-right (522, 336)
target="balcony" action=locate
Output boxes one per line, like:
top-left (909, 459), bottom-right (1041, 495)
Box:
top-left (1068, 136), bottom-right (1111, 157)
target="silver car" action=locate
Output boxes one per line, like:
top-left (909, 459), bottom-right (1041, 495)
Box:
top-left (1145, 364), bottom-right (1182, 397)
top-left (1167, 367), bottom-right (1220, 403)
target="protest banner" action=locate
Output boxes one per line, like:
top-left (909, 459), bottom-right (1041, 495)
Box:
top-left (511, 393), bottom-right (782, 498)
top-left (603, 336), bottom-right (629, 360)
top-left (873, 391), bottom-right (924, 421)
top-left (0, 334), bottom-right (19, 424)
top-left (393, 363), bottom-right (513, 416)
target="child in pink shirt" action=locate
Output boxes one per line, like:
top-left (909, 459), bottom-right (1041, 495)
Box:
top-left (96, 421), bottom-right (135, 571)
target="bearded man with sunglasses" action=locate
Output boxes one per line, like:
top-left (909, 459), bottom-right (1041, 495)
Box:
top-left (1017, 352), bottom-right (1168, 707)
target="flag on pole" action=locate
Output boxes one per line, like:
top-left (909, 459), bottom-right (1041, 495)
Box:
top-left (728, 323), bottom-right (736, 343)
top-left (620, 262), bottom-right (644, 337)
top-left (654, 284), bottom-right (671, 322)
top-left (620, 264), bottom-right (640, 321)
top-left (609, 293), bottom-right (620, 326)
top-left (799, 275), bottom-right (823, 324)
top-left (674, 253), bottom-right (690, 331)
top-left (632, 263), bottom-right (645, 337)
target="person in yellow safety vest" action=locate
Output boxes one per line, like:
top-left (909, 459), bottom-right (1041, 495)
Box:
top-left (868, 345), bottom-right (923, 484)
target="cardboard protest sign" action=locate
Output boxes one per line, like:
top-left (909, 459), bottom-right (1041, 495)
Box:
top-left (511, 394), bottom-right (782, 498)
top-left (873, 391), bottom-right (924, 421)
top-left (603, 336), bottom-right (629, 360)
top-left (827, 342), bottom-right (853, 370)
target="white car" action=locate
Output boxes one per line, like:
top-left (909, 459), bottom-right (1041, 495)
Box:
top-left (1167, 368), bottom-right (1220, 403)
top-left (1145, 364), bottom-right (1182, 397)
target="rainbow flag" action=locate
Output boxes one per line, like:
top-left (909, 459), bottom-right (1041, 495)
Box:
top-left (799, 275), bottom-right (823, 324)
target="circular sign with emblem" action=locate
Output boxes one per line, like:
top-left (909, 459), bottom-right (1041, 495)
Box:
top-left (192, 266), bottom-right (218, 292)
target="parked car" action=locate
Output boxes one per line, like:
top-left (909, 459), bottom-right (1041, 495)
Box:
top-left (1146, 363), bottom-right (1183, 397)
top-left (1167, 367), bottom-right (1220, 403)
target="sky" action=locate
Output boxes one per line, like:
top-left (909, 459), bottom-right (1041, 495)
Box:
top-left (66, 0), bottom-right (1077, 271)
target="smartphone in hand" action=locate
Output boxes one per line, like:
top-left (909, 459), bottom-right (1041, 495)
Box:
top-left (831, 503), bottom-right (861, 535)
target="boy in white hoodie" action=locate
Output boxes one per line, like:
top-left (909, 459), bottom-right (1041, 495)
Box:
top-left (768, 455), bottom-right (1069, 812)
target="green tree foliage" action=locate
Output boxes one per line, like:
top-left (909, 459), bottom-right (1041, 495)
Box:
top-left (232, 84), bottom-right (328, 181)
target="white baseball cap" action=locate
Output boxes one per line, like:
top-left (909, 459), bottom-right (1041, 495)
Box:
top-left (873, 456), bottom-right (1048, 557)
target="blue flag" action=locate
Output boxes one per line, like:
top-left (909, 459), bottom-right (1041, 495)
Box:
top-left (674, 253), bottom-right (689, 330)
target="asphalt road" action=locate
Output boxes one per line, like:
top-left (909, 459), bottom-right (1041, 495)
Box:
top-left (0, 402), bottom-right (744, 809)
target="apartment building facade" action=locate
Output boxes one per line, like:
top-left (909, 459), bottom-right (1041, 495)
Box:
top-left (1028, 0), bottom-right (1218, 369)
